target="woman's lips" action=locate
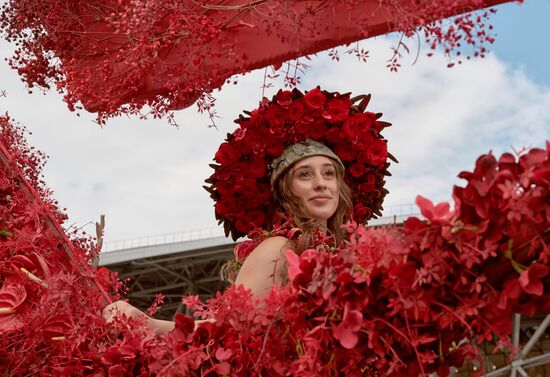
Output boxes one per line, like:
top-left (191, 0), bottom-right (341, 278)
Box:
top-left (310, 196), bottom-right (331, 204)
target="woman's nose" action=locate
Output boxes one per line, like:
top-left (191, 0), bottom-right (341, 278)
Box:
top-left (312, 173), bottom-right (326, 189)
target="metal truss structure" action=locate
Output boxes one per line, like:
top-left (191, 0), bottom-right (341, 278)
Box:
top-left (100, 236), bottom-right (235, 319)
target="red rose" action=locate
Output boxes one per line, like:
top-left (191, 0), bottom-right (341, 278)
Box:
top-left (245, 159), bottom-right (267, 178)
top-left (215, 198), bottom-right (237, 217)
top-left (275, 90), bottom-right (293, 108)
top-left (216, 181), bottom-right (233, 195)
top-left (235, 178), bottom-right (257, 197)
top-left (353, 203), bottom-right (368, 220)
top-left (288, 100), bottom-right (305, 121)
top-left (215, 142), bottom-right (241, 165)
top-left (323, 97), bottom-right (351, 123)
top-left (264, 105), bottom-right (288, 131)
top-left (364, 139), bottom-right (388, 167)
top-left (235, 211), bottom-right (265, 233)
top-left (266, 141), bottom-right (285, 157)
top-left (334, 143), bottom-right (356, 162)
top-left (324, 127), bottom-right (341, 143)
top-left (303, 88), bottom-right (326, 110)
top-left (356, 132), bottom-right (375, 149)
top-left (349, 162), bottom-right (366, 178)
top-left (342, 114), bottom-right (373, 142)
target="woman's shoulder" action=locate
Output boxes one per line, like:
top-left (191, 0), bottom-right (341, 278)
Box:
top-left (255, 235), bottom-right (289, 250)
top-left (248, 236), bottom-right (289, 258)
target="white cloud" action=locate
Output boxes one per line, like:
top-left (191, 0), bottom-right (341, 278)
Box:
top-left (0, 36), bottom-right (548, 248)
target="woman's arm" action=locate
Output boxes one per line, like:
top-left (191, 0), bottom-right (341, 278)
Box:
top-left (234, 236), bottom-right (289, 298)
top-left (103, 300), bottom-right (174, 335)
top-left (103, 236), bottom-right (289, 333)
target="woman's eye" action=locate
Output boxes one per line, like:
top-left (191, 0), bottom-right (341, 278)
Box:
top-left (298, 171), bottom-right (311, 178)
top-left (323, 169), bottom-right (335, 177)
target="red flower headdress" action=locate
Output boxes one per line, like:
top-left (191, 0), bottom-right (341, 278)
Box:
top-left (205, 87), bottom-right (395, 240)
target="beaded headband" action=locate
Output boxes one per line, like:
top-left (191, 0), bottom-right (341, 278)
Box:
top-left (269, 139), bottom-right (344, 186)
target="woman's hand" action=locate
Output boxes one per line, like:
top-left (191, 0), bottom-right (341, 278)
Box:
top-left (102, 300), bottom-right (175, 335)
top-left (103, 300), bottom-right (147, 323)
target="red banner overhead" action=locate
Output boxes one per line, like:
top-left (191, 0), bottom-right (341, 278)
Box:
top-left (1, 0), bottom-right (514, 120)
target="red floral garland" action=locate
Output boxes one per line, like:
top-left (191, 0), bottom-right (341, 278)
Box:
top-left (205, 87), bottom-right (393, 240)
top-left (0, 0), bottom-right (506, 122)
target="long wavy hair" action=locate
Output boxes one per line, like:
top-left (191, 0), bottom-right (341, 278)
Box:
top-left (221, 157), bottom-right (353, 283)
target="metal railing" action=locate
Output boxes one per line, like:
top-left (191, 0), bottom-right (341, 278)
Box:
top-left (103, 227), bottom-right (227, 252)
top-left (103, 202), bottom-right (422, 252)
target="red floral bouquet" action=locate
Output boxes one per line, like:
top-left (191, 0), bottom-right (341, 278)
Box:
top-left (205, 87), bottom-right (394, 240)
top-left (2, 111), bottom-right (549, 376)
top-left (165, 143), bottom-right (550, 376)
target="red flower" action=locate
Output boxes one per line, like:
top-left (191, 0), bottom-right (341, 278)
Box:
top-left (303, 88), bottom-right (326, 110)
top-left (534, 167), bottom-right (550, 185)
top-left (215, 198), bottom-right (237, 217)
top-left (264, 105), bottom-right (288, 130)
top-left (0, 283), bottom-right (28, 331)
top-left (415, 195), bottom-right (451, 223)
top-left (349, 163), bottom-right (366, 178)
top-left (364, 139), bottom-right (387, 167)
top-left (342, 114), bottom-right (374, 142)
top-left (287, 100), bottom-right (305, 121)
top-left (234, 240), bottom-right (257, 261)
top-left (215, 143), bottom-right (241, 165)
top-left (275, 90), bottom-right (293, 108)
top-left (334, 143), bottom-right (356, 162)
top-left (333, 304), bottom-right (363, 349)
top-left (323, 97), bottom-right (351, 123)
top-left (519, 263), bottom-right (549, 296)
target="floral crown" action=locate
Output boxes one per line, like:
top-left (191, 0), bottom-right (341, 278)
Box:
top-left (205, 87), bottom-right (394, 240)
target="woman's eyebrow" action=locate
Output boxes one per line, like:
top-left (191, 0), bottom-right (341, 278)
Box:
top-left (294, 163), bottom-right (334, 170)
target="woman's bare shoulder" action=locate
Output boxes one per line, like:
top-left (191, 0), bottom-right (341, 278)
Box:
top-left (250, 236), bottom-right (289, 257)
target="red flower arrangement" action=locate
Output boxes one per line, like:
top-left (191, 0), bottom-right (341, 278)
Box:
top-left (0, 0), bottom-right (505, 123)
top-left (2, 110), bottom-right (549, 376)
top-left (205, 87), bottom-right (394, 240)
top-left (0, 114), bottom-right (123, 374)
top-left (166, 142), bottom-right (550, 377)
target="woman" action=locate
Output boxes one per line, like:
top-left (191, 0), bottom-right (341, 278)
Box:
top-left (228, 139), bottom-right (353, 298)
top-left (104, 88), bottom-right (391, 335)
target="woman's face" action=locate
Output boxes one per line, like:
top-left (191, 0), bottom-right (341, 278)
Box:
top-left (289, 155), bottom-right (340, 226)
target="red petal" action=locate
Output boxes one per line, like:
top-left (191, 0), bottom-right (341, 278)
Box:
top-left (519, 264), bottom-right (549, 296)
top-left (285, 250), bottom-right (301, 280)
top-left (334, 325), bottom-right (359, 349)
top-left (43, 315), bottom-right (72, 338)
top-left (416, 195), bottom-right (435, 221)
top-left (0, 283), bottom-right (27, 310)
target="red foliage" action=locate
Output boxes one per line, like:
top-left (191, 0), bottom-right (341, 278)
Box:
top-left (0, 0), bottom-right (510, 123)
top-left (0, 114), bottom-right (123, 374)
top-left (2, 113), bottom-right (549, 376)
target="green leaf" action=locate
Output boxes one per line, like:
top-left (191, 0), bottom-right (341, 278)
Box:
top-left (0, 230), bottom-right (13, 238)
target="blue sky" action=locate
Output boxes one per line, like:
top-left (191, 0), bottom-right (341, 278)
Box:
top-left (491, 0), bottom-right (550, 87)
top-left (0, 0), bottom-right (548, 248)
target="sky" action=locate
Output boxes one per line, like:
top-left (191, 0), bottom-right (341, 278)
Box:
top-left (0, 0), bottom-right (548, 250)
